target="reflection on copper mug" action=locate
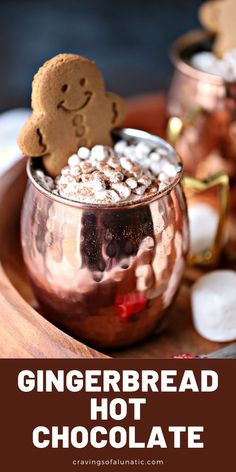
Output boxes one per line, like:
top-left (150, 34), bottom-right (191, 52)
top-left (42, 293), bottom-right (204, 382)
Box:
top-left (21, 129), bottom-right (228, 350)
top-left (167, 30), bottom-right (236, 181)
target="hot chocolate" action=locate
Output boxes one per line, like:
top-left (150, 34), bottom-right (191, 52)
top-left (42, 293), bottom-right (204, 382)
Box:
top-left (33, 140), bottom-right (178, 206)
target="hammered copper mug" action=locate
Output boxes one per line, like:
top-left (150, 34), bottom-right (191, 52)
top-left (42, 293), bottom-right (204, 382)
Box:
top-left (167, 30), bottom-right (236, 182)
top-left (21, 128), bottom-right (228, 350)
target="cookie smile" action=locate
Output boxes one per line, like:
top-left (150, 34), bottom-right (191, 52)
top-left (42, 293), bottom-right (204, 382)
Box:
top-left (57, 91), bottom-right (92, 112)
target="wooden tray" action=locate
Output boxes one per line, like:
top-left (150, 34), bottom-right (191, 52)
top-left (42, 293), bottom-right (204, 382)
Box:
top-left (0, 94), bottom-right (234, 358)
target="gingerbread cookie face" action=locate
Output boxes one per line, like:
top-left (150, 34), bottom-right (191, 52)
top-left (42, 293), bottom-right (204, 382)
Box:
top-left (18, 54), bottom-right (125, 177)
top-left (199, 0), bottom-right (236, 57)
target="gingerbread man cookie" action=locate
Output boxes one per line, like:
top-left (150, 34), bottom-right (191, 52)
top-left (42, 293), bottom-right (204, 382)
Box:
top-left (18, 54), bottom-right (125, 176)
top-left (199, 0), bottom-right (236, 57)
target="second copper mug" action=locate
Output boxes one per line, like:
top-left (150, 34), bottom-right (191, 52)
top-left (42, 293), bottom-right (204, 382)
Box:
top-left (21, 128), bottom-right (228, 350)
top-left (168, 30), bottom-right (236, 182)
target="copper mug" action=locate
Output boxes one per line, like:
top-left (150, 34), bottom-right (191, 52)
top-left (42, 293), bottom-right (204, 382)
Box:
top-left (167, 30), bottom-right (236, 182)
top-left (21, 128), bottom-right (228, 350)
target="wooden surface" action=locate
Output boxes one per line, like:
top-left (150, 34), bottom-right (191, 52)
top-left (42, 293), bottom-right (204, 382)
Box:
top-left (0, 160), bottom-right (106, 358)
top-left (0, 94), bottom-right (235, 358)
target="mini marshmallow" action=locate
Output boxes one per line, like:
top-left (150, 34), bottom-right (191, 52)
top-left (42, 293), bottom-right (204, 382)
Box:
top-left (135, 141), bottom-right (151, 158)
top-left (111, 182), bottom-right (131, 200)
top-left (160, 161), bottom-right (177, 178)
top-left (68, 154), bottom-right (80, 166)
top-left (126, 177), bottom-right (138, 189)
top-left (114, 140), bottom-right (126, 153)
top-left (150, 152), bottom-right (161, 162)
top-left (158, 172), bottom-right (169, 182)
top-left (58, 174), bottom-right (75, 185)
top-left (107, 156), bottom-right (120, 168)
top-left (156, 147), bottom-right (168, 157)
top-left (120, 157), bottom-right (133, 171)
top-left (102, 164), bottom-right (113, 178)
top-left (138, 175), bottom-right (152, 187)
top-left (141, 158), bottom-right (151, 169)
top-left (90, 144), bottom-right (108, 161)
top-left (69, 165), bottom-right (81, 177)
top-left (109, 170), bottom-right (124, 183)
top-left (35, 169), bottom-right (46, 178)
top-left (92, 172), bottom-right (106, 192)
top-left (77, 146), bottom-right (90, 160)
top-left (134, 185), bottom-right (146, 195)
top-left (150, 161), bottom-right (161, 176)
top-left (61, 166), bottom-right (71, 175)
top-left (191, 270), bottom-right (236, 342)
top-left (96, 189), bottom-right (121, 203)
top-left (123, 144), bottom-right (137, 158)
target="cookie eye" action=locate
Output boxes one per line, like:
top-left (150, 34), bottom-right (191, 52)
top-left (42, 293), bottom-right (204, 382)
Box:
top-left (61, 84), bottom-right (68, 92)
top-left (80, 78), bottom-right (86, 87)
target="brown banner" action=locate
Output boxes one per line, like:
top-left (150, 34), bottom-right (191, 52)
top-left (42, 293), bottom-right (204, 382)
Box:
top-left (1, 359), bottom-right (235, 471)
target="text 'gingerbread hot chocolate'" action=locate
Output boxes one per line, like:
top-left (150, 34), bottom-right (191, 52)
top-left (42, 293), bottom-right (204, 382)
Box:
top-left (18, 53), bottom-right (125, 176)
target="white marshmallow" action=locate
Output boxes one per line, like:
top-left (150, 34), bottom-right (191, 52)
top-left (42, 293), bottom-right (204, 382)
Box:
top-left (158, 172), bottom-right (169, 182)
top-left (109, 170), bottom-right (124, 183)
top-left (77, 146), bottom-right (90, 160)
top-left (107, 156), bottom-right (120, 168)
top-left (191, 270), bottom-right (236, 342)
top-left (126, 177), bottom-right (138, 189)
top-left (69, 165), bottom-right (81, 177)
top-left (123, 145), bottom-right (137, 158)
top-left (160, 161), bottom-right (177, 177)
top-left (138, 175), bottom-right (152, 187)
top-left (150, 161), bottom-right (161, 175)
top-left (92, 173), bottom-right (106, 192)
top-left (61, 166), bottom-right (71, 175)
top-left (90, 144), bottom-right (108, 161)
top-left (68, 154), bottom-right (80, 166)
top-left (96, 189), bottom-right (121, 203)
top-left (135, 141), bottom-right (151, 158)
top-left (35, 169), bottom-right (45, 179)
top-left (114, 140), bottom-right (126, 153)
top-left (188, 203), bottom-right (218, 254)
top-left (140, 157), bottom-right (150, 169)
top-left (111, 182), bottom-right (131, 200)
top-left (150, 152), bottom-right (161, 162)
top-left (156, 146), bottom-right (168, 157)
top-left (120, 157), bottom-right (133, 171)
top-left (134, 185), bottom-right (146, 195)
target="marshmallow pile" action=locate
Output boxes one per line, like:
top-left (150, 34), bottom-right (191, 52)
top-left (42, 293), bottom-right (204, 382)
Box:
top-left (191, 48), bottom-right (236, 82)
top-left (34, 140), bottom-right (178, 205)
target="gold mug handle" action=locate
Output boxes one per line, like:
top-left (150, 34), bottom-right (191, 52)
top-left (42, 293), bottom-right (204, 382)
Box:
top-left (167, 115), bottom-right (229, 266)
top-left (183, 173), bottom-right (229, 266)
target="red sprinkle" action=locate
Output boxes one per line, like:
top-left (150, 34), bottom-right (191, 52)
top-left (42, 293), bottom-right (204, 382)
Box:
top-left (116, 292), bottom-right (147, 319)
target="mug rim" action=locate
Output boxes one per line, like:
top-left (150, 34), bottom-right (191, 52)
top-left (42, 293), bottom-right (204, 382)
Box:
top-left (170, 29), bottom-right (236, 86)
top-left (26, 127), bottom-right (183, 211)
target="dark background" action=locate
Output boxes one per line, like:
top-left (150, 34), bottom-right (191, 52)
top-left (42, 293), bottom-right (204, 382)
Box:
top-left (0, 0), bottom-right (203, 112)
